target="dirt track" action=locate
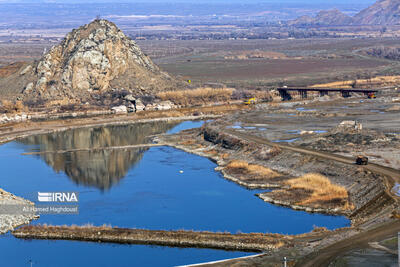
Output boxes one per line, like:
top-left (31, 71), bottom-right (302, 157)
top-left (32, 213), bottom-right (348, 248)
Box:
top-left (226, 129), bottom-right (400, 202)
top-left (225, 129), bottom-right (400, 266)
top-left (295, 220), bottom-right (400, 267)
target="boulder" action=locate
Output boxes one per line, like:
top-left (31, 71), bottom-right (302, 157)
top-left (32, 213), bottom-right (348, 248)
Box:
top-left (338, 120), bottom-right (362, 130)
top-left (145, 103), bottom-right (157, 111)
top-left (124, 94), bottom-right (136, 102)
top-left (339, 120), bottom-right (356, 127)
top-left (20, 65), bottom-right (32, 76)
top-left (127, 103), bottom-right (135, 113)
top-left (111, 105), bottom-right (127, 114)
top-left (135, 99), bottom-right (145, 112)
top-left (24, 83), bottom-right (34, 93)
top-left (0, 114), bottom-right (8, 124)
top-left (155, 100), bottom-right (175, 111)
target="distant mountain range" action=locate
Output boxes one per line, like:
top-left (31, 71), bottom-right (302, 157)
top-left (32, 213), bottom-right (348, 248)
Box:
top-left (290, 0), bottom-right (400, 26)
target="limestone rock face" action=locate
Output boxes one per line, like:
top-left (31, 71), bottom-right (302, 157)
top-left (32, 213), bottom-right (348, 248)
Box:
top-left (24, 19), bottom-right (181, 101)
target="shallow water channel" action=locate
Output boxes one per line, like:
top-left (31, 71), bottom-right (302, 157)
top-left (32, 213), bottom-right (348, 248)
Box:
top-left (0, 120), bottom-right (349, 266)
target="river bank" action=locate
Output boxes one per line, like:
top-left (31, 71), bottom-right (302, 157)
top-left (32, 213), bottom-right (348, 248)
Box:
top-left (157, 127), bottom-right (379, 217)
top-left (0, 103), bottom-right (249, 145)
top-left (0, 189), bottom-right (36, 234)
top-left (12, 225), bottom-right (288, 252)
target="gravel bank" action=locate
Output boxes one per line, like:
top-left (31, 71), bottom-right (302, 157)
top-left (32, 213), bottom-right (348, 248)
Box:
top-left (0, 189), bottom-right (36, 234)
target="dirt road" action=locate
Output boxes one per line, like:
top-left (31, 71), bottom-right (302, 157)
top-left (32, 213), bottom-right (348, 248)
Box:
top-left (226, 129), bottom-right (400, 266)
top-left (227, 129), bottom-right (400, 202)
top-left (294, 220), bottom-right (400, 267)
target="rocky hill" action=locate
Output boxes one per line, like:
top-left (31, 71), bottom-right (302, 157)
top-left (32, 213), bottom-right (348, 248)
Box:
top-left (290, 0), bottom-right (400, 26)
top-left (289, 9), bottom-right (353, 26)
top-left (0, 19), bottom-right (184, 103)
top-left (353, 0), bottom-right (400, 25)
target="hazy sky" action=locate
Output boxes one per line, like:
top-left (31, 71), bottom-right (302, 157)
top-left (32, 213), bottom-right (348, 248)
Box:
top-left (0, 0), bottom-right (377, 3)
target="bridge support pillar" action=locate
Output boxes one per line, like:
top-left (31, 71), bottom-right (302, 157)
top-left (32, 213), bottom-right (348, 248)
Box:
top-left (299, 90), bottom-right (308, 99)
top-left (279, 90), bottom-right (292, 101)
top-left (319, 91), bottom-right (328, 97)
top-left (342, 91), bottom-right (351, 98)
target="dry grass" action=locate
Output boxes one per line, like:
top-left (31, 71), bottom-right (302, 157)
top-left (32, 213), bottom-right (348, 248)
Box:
top-left (224, 51), bottom-right (288, 60)
top-left (225, 160), bottom-right (280, 179)
top-left (157, 87), bottom-right (234, 106)
top-left (285, 173), bottom-right (352, 209)
top-left (220, 153), bottom-right (230, 159)
top-left (180, 140), bottom-right (197, 146)
top-left (204, 149), bottom-right (219, 156)
top-left (311, 75), bottom-right (400, 89)
top-left (0, 99), bottom-right (27, 113)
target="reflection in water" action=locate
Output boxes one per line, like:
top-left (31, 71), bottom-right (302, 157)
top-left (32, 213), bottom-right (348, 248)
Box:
top-left (19, 121), bottom-right (179, 190)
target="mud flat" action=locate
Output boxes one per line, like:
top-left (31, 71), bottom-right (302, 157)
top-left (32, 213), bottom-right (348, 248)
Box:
top-left (0, 189), bottom-right (36, 234)
top-left (12, 225), bottom-right (288, 252)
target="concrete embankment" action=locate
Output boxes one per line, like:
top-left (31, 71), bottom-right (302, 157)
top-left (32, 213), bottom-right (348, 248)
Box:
top-left (12, 225), bottom-right (288, 252)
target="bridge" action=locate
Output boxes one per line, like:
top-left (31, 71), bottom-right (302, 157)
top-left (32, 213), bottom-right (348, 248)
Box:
top-left (277, 87), bottom-right (378, 100)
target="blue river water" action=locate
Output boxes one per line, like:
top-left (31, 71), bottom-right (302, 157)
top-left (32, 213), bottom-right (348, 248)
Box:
top-left (0, 120), bottom-right (350, 266)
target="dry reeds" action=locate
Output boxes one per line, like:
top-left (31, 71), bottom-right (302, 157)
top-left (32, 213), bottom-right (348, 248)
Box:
top-left (0, 100), bottom-right (27, 113)
top-left (285, 173), bottom-right (351, 209)
top-left (157, 87), bottom-right (234, 106)
top-left (225, 160), bottom-right (280, 179)
top-left (311, 75), bottom-right (400, 89)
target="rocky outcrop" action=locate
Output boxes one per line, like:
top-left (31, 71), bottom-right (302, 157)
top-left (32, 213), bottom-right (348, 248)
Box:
top-left (20, 19), bottom-right (183, 102)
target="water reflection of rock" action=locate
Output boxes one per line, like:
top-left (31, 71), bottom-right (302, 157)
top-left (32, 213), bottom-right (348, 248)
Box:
top-left (19, 122), bottom-right (178, 190)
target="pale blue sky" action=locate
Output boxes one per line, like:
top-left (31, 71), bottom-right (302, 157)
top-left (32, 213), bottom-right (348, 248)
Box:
top-left (0, 0), bottom-right (376, 3)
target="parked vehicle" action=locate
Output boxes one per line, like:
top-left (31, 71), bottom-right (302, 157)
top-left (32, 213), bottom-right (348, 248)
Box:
top-left (356, 156), bottom-right (368, 165)
top-left (244, 98), bottom-right (256, 105)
